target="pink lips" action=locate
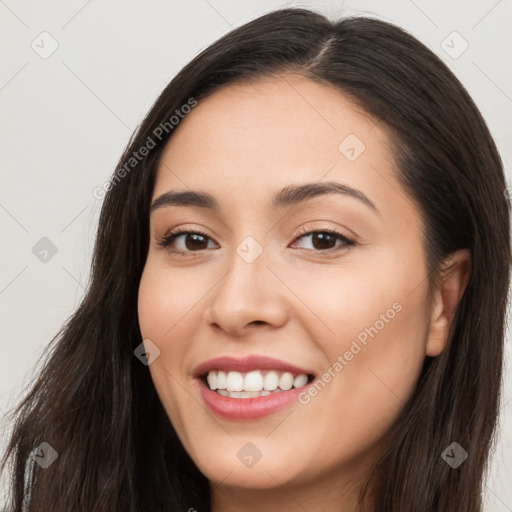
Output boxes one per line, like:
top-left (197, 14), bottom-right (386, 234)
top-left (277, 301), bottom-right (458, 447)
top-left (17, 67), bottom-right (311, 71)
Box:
top-left (193, 355), bottom-right (314, 377)
top-left (193, 355), bottom-right (315, 420)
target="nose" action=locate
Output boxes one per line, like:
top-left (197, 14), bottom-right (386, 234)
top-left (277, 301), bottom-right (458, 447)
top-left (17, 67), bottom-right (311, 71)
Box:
top-left (203, 247), bottom-right (289, 337)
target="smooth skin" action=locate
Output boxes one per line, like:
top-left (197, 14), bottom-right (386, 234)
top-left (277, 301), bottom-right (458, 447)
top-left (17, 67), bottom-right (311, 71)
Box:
top-left (137, 74), bottom-right (471, 512)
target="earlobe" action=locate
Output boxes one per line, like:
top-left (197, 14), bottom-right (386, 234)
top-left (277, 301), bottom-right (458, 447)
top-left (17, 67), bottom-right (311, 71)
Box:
top-left (425, 249), bottom-right (471, 357)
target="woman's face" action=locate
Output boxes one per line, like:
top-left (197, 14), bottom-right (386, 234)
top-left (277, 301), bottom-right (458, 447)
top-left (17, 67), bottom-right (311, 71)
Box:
top-left (138, 75), bottom-right (443, 499)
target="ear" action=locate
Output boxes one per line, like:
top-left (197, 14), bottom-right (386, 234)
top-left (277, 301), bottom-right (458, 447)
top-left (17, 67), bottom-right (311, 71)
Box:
top-left (426, 249), bottom-right (471, 357)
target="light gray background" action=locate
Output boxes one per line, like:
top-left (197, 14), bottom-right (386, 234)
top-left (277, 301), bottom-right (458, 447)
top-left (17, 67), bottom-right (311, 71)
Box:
top-left (1, 0), bottom-right (511, 509)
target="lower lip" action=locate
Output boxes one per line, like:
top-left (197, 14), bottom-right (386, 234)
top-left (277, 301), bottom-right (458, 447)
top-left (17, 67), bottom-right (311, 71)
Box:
top-left (196, 378), bottom-right (312, 420)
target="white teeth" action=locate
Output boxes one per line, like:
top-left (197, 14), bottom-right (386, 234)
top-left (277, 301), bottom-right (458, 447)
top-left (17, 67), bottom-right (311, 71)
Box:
top-left (293, 374), bottom-right (308, 388)
top-left (279, 372), bottom-right (294, 391)
top-left (244, 370), bottom-right (263, 391)
top-left (205, 369), bottom-right (310, 396)
top-left (226, 371), bottom-right (244, 391)
top-left (263, 371), bottom-right (279, 391)
top-left (227, 391), bottom-right (262, 398)
top-left (217, 371), bottom-right (227, 389)
top-left (207, 372), bottom-right (217, 390)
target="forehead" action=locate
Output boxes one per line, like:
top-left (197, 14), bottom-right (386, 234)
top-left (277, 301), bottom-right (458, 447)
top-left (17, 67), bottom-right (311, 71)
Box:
top-left (152, 74), bottom-right (405, 214)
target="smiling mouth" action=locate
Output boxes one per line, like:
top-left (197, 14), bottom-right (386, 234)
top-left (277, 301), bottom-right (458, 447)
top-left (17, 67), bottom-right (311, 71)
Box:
top-left (201, 369), bottom-right (315, 399)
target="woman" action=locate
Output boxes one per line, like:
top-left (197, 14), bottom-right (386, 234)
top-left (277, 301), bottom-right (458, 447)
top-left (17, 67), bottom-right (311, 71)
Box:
top-left (2, 7), bottom-right (510, 512)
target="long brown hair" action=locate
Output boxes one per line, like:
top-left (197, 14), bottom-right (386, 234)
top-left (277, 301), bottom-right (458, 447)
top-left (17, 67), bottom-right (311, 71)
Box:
top-left (2, 8), bottom-right (510, 511)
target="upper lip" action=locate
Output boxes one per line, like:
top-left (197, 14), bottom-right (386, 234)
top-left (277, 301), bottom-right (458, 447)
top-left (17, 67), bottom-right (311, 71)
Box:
top-left (193, 355), bottom-right (315, 378)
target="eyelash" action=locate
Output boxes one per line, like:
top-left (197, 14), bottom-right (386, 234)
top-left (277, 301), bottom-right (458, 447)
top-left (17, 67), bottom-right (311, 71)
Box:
top-left (156, 226), bottom-right (356, 257)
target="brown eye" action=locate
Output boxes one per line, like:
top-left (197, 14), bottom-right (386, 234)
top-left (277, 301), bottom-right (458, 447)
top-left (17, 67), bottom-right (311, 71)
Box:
top-left (181, 233), bottom-right (209, 251)
top-left (158, 230), bottom-right (218, 254)
top-left (293, 229), bottom-right (355, 252)
top-left (309, 232), bottom-right (338, 250)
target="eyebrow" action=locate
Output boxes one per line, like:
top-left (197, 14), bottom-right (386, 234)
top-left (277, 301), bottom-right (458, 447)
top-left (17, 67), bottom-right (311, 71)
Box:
top-left (150, 181), bottom-right (378, 214)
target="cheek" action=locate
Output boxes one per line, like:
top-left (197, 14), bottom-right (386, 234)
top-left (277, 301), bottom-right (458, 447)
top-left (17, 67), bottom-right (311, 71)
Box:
top-left (137, 263), bottom-right (205, 446)
top-left (137, 263), bottom-right (191, 387)
top-left (287, 249), bottom-right (428, 360)
top-left (288, 252), bottom-right (429, 449)
top-left (137, 259), bottom-right (205, 343)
